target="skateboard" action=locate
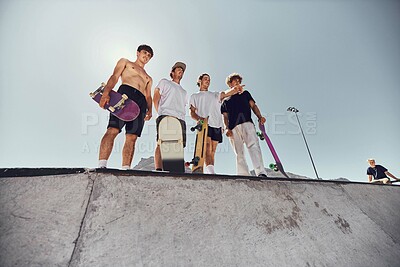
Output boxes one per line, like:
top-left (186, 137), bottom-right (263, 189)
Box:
top-left (258, 123), bottom-right (290, 178)
top-left (90, 83), bottom-right (140, 121)
top-left (158, 116), bottom-right (185, 173)
top-left (186, 118), bottom-right (208, 173)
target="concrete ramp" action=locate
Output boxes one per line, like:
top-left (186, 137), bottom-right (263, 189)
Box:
top-left (1, 169), bottom-right (399, 267)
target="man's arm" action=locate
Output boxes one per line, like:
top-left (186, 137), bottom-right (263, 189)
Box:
top-left (190, 105), bottom-right (203, 121)
top-left (222, 112), bottom-right (232, 137)
top-left (249, 100), bottom-right (266, 124)
top-left (219, 84), bottom-right (245, 101)
top-left (153, 88), bottom-right (161, 113)
top-left (368, 174), bottom-right (373, 183)
top-left (144, 78), bottom-right (153, 121)
top-left (100, 58), bottom-right (128, 108)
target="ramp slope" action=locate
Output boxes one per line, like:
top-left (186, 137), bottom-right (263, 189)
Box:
top-left (1, 169), bottom-right (399, 267)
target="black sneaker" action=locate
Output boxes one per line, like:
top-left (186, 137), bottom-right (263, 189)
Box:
top-left (258, 174), bottom-right (268, 177)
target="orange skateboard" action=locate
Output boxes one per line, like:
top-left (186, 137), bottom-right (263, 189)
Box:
top-left (186, 118), bottom-right (208, 173)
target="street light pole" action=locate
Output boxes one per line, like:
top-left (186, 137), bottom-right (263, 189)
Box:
top-left (287, 107), bottom-right (321, 180)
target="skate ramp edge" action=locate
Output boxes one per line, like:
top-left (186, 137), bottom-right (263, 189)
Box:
top-left (1, 168), bottom-right (399, 267)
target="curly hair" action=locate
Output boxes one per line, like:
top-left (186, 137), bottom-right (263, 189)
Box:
top-left (225, 73), bottom-right (242, 86)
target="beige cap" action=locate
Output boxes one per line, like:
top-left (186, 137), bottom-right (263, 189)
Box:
top-left (171, 62), bottom-right (186, 72)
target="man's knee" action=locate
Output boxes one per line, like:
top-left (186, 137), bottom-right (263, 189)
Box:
top-left (244, 134), bottom-right (258, 149)
top-left (246, 140), bottom-right (258, 150)
top-left (125, 134), bottom-right (138, 143)
top-left (104, 127), bottom-right (120, 138)
top-left (211, 141), bottom-right (218, 153)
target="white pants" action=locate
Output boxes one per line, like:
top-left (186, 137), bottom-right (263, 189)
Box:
top-left (229, 122), bottom-right (267, 176)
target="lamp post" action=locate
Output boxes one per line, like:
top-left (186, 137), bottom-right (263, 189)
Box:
top-left (287, 107), bottom-right (321, 180)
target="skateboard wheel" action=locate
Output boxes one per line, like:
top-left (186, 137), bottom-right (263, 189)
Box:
top-left (269, 163), bottom-right (276, 169)
top-left (191, 124), bottom-right (202, 132)
top-left (122, 94), bottom-right (128, 100)
top-left (256, 132), bottom-right (265, 140)
top-left (108, 106), bottom-right (115, 112)
top-left (192, 168), bottom-right (203, 173)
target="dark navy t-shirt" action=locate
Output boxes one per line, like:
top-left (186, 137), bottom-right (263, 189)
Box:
top-left (367, 165), bottom-right (388, 179)
top-left (221, 91), bottom-right (255, 130)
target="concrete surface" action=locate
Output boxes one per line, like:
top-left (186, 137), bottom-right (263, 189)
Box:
top-left (1, 168), bottom-right (399, 267)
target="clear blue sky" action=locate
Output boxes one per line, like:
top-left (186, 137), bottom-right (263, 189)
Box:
top-left (1, 0), bottom-right (399, 182)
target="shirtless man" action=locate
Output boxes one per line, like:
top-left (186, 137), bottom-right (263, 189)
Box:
top-left (98, 44), bottom-right (153, 169)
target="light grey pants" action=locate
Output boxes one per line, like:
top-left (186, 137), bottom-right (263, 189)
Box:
top-left (229, 122), bottom-right (267, 176)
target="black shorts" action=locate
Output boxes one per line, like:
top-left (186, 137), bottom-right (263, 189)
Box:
top-left (107, 85), bottom-right (147, 136)
top-left (156, 115), bottom-right (187, 147)
top-left (208, 126), bottom-right (223, 143)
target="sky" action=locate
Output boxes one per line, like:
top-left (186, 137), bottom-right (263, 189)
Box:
top-left (0, 0), bottom-right (399, 182)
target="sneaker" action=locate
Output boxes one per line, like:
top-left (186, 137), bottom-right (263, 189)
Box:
top-left (205, 165), bottom-right (215, 174)
top-left (258, 174), bottom-right (268, 177)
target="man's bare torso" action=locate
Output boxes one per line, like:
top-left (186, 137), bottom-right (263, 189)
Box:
top-left (121, 60), bottom-right (151, 95)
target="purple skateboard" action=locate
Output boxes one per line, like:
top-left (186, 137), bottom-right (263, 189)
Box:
top-left (90, 83), bottom-right (140, 121)
top-left (258, 123), bottom-right (290, 178)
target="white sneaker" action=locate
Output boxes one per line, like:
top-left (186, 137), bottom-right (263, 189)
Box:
top-left (206, 165), bottom-right (215, 174)
top-left (98, 160), bottom-right (107, 168)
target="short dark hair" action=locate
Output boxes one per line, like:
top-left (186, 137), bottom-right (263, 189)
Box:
top-left (225, 73), bottom-right (243, 86)
top-left (197, 73), bottom-right (210, 87)
top-left (137, 44), bottom-right (153, 57)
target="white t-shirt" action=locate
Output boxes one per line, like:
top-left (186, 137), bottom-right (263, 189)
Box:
top-left (155, 78), bottom-right (187, 121)
top-left (189, 90), bottom-right (223, 128)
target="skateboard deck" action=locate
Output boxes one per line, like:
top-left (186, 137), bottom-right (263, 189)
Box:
top-left (158, 116), bottom-right (184, 173)
top-left (186, 118), bottom-right (208, 173)
top-left (90, 83), bottom-right (140, 121)
top-left (258, 123), bottom-right (290, 178)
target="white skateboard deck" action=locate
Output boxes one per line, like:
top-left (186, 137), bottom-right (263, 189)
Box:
top-left (158, 116), bottom-right (184, 172)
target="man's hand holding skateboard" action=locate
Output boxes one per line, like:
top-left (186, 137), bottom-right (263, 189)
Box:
top-left (99, 82), bottom-right (113, 109)
top-left (90, 82), bottom-right (140, 122)
top-left (99, 93), bottom-right (110, 109)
